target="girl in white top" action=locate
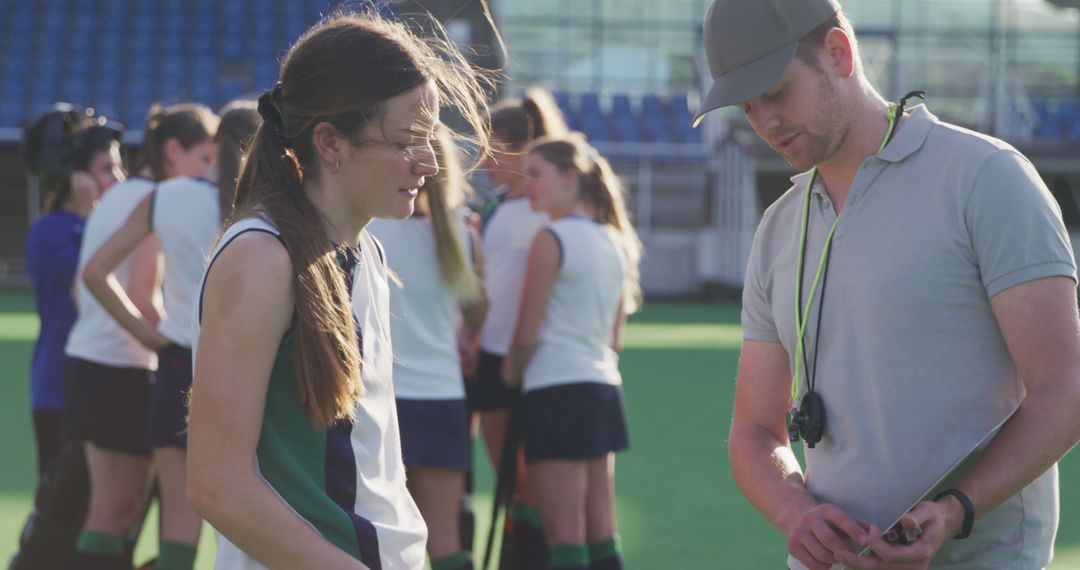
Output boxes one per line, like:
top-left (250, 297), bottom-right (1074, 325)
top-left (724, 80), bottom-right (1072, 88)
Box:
top-left (368, 125), bottom-right (487, 569)
top-left (474, 89), bottom-right (569, 564)
top-left (505, 133), bottom-right (643, 570)
top-left (65, 102), bottom-right (218, 570)
top-left (83, 102), bottom-right (258, 569)
top-left (185, 12), bottom-right (494, 570)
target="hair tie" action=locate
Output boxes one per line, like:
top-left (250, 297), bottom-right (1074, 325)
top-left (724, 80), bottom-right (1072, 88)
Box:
top-left (258, 83), bottom-right (292, 149)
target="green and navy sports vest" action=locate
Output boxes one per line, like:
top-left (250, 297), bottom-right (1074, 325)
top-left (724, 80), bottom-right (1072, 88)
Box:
top-left (194, 217), bottom-right (427, 570)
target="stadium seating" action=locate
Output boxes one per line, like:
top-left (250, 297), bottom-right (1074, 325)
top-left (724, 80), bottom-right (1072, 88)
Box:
top-left (0, 0), bottom-right (707, 162)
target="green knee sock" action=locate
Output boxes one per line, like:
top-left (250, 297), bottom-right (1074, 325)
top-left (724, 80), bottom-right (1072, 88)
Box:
top-left (549, 543), bottom-right (588, 569)
top-left (155, 541), bottom-right (197, 570)
top-left (76, 529), bottom-right (124, 555)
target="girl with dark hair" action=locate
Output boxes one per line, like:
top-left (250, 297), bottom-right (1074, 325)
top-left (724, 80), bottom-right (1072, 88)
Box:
top-left (474, 86), bottom-right (568, 567)
top-left (82, 100), bottom-right (260, 570)
top-left (504, 133), bottom-right (642, 570)
top-left (64, 102), bottom-right (218, 570)
top-left (368, 125), bottom-right (487, 570)
top-left (185, 11), bottom-right (492, 569)
top-left (13, 109), bottom-right (124, 570)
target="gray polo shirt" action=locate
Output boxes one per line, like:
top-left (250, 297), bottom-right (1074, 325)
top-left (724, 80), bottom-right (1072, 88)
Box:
top-left (742, 105), bottom-right (1075, 569)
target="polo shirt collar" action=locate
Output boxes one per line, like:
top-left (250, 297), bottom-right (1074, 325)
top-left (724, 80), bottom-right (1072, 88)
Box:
top-left (788, 104), bottom-right (937, 194)
top-left (877, 104), bottom-right (935, 163)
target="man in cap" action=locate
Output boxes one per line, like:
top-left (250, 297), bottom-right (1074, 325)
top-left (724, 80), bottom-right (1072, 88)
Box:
top-left (700, 0), bottom-right (1080, 568)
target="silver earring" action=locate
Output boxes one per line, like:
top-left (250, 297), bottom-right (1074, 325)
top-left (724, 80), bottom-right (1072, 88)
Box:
top-left (330, 159), bottom-right (340, 174)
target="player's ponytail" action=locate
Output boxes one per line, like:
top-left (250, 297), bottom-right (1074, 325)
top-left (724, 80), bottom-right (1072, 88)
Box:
top-left (491, 86), bottom-right (568, 149)
top-left (422, 125), bottom-right (481, 302)
top-left (213, 101), bottom-right (260, 223)
top-left (139, 102), bottom-right (218, 181)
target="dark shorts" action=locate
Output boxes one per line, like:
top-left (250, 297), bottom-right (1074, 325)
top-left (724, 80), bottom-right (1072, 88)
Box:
top-left (523, 382), bottom-right (630, 464)
top-left (63, 356), bottom-right (152, 456)
top-left (146, 344), bottom-right (192, 449)
top-left (471, 350), bottom-right (515, 411)
top-left (397, 398), bottom-right (471, 471)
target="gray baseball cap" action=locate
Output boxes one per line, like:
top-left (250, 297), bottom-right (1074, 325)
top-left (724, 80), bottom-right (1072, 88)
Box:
top-left (692, 0), bottom-right (841, 127)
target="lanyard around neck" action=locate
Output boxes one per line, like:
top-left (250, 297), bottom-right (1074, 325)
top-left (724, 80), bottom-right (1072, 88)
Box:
top-left (789, 101), bottom-right (904, 402)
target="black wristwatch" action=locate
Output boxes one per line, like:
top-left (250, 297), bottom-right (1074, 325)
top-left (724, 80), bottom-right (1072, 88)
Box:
top-left (934, 488), bottom-right (974, 539)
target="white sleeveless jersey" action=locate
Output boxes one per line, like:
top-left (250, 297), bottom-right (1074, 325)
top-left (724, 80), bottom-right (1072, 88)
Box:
top-left (193, 217), bottom-right (427, 570)
top-left (66, 177), bottom-right (158, 370)
top-left (523, 217), bottom-right (625, 392)
top-left (367, 216), bottom-right (469, 400)
top-left (151, 177), bottom-right (220, 347)
top-left (480, 196), bottom-right (549, 354)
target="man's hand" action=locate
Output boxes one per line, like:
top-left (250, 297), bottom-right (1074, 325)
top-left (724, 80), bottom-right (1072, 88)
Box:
top-left (786, 503), bottom-right (869, 570)
top-left (833, 495), bottom-right (965, 570)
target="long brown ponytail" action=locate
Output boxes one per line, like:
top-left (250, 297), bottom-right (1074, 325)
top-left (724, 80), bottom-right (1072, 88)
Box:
top-left (528, 133), bottom-right (643, 313)
top-left (490, 87), bottom-right (568, 149)
top-left (229, 12), bottom-right (493, 428)
top-left (419, 125), bottom-right (481, 301)
top-left (140, 102), bottom-right (218, 182)
top-left (213, 101), bottom-right (260, 224)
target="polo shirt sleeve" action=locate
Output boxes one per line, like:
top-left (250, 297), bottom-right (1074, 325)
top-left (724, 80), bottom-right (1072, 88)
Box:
top-left (966, 148), bottom-right (1077, 298)
top-left (741, 220), bottom-right (781, 343)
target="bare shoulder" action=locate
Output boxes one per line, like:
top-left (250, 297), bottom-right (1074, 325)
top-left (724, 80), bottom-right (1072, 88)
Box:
top-left (203, 231), bottom-right (294, 330)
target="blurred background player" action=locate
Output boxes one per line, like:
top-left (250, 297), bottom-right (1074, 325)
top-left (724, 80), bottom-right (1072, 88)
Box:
top-left (185, 11), bottom-right (493, 569)
top-left (14, 104), bottom-right (124, 570)
top-left (475, 86), bottom-right (568, 569)
top-left (83, 101), bottom-right (258, 570)
top-left (505, 133), bottom-right (642, 570)
top-left (65, 102), bottom-right (217, 570)
top-left (368, 124), bottom-right (488, 570)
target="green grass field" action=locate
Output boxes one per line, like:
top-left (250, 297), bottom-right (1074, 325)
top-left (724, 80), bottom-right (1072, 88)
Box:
top-left (1, 289), bottom-right (1078, 568)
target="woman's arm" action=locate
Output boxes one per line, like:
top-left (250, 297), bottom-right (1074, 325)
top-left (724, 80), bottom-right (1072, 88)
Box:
top-left (82, 194), bottom-right (169, 350)
top-left (503, 229), bottom-right (560, 386)
top-left (611, 299), bottom-right (627, 353)
top-left (460, 224), bottom-right (489, 333)
top-left (186, 232), bottom-right (368, 570)
top-left (458, 226), bottom-right (488, 378)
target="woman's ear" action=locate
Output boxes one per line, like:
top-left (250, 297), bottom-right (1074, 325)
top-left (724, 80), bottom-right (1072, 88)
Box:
top-left (311, 121), bottom-right (341, 165)
top-left (163, 137), bottom-right (182, 167)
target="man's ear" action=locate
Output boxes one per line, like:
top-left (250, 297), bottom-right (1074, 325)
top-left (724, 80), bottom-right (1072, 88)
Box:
top-left (311, 121), bottom-right (341, 165)
top-left (822, 27), bottom-right (856, 78)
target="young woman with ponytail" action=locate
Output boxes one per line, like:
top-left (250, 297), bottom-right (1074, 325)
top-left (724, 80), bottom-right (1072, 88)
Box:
top-left (367, 124), bottom-right (487, 570)
top-left (81, 101), bottom-right (259, 570)
top-left (64, 102), bottom-right (217, 570)
top-left (185, 11), bottom-right (492, 570)
top-left (473, 87), bottom-right (568, 567)
top-left (504, 133), bottom-right (642, 570)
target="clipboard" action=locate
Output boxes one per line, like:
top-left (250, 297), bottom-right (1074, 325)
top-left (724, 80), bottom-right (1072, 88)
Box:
top-left (853, 407), bottom-right (1018, 560)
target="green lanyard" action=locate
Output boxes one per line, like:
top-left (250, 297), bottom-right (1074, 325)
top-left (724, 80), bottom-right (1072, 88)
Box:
top-left (790, 102), bottom-right (901, 402)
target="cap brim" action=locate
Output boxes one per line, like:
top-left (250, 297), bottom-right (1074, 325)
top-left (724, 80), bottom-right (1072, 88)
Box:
top-left (692, 41), bottom-right (798, 128)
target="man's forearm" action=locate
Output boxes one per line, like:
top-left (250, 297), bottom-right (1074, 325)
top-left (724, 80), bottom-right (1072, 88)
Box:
top-left (955, 384), bottom-right (1080, 522)
top-left (729, 425), bottom-right (820, 534)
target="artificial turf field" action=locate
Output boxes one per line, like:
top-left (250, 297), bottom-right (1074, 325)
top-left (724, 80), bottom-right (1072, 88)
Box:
top-left (0, 288), bottom-right (1077, 568)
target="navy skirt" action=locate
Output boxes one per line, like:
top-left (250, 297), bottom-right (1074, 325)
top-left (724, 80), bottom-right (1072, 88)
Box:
top-left (63, 356), bottom-right (152, 456)
top-left (146, 343), bottom-right (193, 449)
top-left (397, 398), bottom-right (471, 470)
top-left (522, 382), bottom-right (630, 464)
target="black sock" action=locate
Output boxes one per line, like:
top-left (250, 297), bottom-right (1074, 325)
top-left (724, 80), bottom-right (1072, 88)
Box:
top-left (512, 502), bottom-right (548, 570)
top-left (459, 493), bottom-right (475, 554)
top-left (10, 516), bottom-right (81, 570)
